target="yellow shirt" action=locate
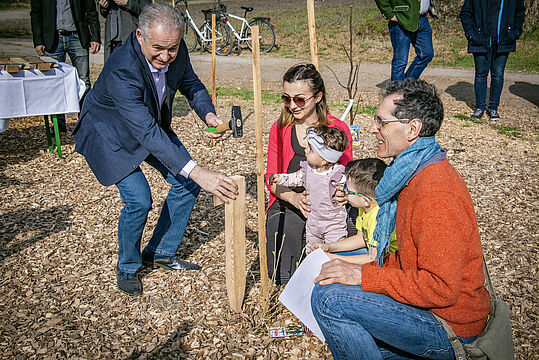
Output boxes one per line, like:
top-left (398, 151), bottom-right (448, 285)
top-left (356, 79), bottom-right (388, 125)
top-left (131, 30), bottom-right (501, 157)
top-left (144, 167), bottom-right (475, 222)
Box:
top-left (356, 205), bottom-right (398, 255)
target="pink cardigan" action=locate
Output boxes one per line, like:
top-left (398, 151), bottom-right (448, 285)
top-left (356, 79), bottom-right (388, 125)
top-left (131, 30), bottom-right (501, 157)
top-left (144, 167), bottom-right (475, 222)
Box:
top-left (265, 114), bottom-right (353, 210)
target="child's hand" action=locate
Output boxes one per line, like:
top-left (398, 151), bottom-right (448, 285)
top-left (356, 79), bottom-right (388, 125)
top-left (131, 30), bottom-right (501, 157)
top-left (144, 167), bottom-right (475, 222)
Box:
top-left (311, 243), bottom-right (329, 252)
top-left (269, 174), bottom-right (279, 184)
top-left (333, 184), bottom-right (348, 206)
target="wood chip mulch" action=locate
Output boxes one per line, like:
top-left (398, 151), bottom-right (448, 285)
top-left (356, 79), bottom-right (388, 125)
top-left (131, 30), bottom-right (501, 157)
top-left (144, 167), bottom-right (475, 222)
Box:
top-left (0, 84), bottom-right (537, 359)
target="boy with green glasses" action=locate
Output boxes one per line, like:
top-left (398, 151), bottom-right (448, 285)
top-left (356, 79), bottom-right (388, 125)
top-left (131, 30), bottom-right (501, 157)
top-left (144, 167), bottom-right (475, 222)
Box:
top-left (312, 158), bottom-right (398, 264)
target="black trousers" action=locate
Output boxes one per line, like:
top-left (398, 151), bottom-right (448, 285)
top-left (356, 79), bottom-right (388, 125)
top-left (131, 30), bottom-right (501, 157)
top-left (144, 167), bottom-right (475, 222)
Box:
top-left (265, 200), bottom-right (306, 285)
top-left (265, 200), bottom-right (358, 285)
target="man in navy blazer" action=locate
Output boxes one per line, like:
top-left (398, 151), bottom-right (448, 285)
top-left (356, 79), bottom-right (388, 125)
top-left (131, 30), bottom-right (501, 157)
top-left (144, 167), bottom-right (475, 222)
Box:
top-left (73, 3), bottom-right (238, 296)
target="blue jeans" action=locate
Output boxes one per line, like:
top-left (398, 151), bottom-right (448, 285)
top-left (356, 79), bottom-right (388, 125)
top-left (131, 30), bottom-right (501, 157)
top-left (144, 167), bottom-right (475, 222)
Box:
top-left (312, 283), bottom-right (477, 359)
top-left (473, 43), bottom-right (509, 111)
top-left (389, 16), bottom-right (434, 82)
top-left (46, 33), bottom-right (90, 127)
top-left (115, 136), bottom-right (200, 274)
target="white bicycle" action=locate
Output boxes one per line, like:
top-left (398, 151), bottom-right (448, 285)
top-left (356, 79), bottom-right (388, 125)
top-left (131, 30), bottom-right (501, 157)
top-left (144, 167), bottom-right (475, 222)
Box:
top-left (216, 0), bottom-right (276, 54)
top-left (176, 0), bottom-right (233, 56)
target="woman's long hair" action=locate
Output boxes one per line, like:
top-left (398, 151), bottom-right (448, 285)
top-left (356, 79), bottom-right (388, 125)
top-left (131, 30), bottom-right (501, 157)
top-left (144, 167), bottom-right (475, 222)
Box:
top-left (278, 63), bottom-right (329, 128)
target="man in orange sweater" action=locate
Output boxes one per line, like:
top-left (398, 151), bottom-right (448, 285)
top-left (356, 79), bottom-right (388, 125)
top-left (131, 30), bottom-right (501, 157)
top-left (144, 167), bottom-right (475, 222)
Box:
top-left (311, 79), bottom-right (490, 359)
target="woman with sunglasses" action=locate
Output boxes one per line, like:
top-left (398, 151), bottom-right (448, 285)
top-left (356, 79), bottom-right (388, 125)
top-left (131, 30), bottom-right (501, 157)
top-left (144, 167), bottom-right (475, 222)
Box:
top-left (265, 63), bottom-right (353, 285)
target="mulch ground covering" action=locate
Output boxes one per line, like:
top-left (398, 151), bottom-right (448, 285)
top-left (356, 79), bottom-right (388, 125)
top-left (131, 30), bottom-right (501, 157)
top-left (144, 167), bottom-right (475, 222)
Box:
top-left (0, 78), bottom-right (537, 359)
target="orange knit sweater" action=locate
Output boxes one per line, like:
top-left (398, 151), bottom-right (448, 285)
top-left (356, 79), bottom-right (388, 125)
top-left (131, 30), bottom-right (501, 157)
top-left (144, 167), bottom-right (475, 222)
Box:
top-left (362, 159), bottom-right (490, 337)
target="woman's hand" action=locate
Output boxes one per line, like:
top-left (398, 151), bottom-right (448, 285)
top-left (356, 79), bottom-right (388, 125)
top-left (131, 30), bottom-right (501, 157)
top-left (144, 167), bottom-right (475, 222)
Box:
top-left (333, 184), bottom-right (348, 206)
top-left (280, 189), bottom-right (311, 218)
top-left (314, 259), bottom-right (362, 286)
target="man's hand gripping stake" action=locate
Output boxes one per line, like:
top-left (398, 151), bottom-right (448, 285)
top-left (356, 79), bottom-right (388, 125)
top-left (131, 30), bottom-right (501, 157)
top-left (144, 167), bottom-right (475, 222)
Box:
top-left (205, 106), bottom-right (243, 137)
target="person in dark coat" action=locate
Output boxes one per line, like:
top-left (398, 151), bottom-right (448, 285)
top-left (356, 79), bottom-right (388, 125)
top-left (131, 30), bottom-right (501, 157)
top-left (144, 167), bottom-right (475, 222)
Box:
top-left (73, 4), bottom-right (238, 296)
top-left (460, 0), bottom-right (526, 120)
top-left (30, 0), bottom-right (101, 132)
top-left (97, 0), bottom-right (150, 62)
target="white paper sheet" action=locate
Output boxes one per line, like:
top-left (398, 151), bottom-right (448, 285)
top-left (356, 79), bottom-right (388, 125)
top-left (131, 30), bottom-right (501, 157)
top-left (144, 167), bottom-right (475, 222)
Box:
top-left (278, 248), bottom-right (331, 342)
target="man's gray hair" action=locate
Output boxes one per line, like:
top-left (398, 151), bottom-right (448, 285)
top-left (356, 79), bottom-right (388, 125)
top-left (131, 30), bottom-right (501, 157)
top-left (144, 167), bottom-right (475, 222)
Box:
top-left (138, 3), bottom-right (184, 38)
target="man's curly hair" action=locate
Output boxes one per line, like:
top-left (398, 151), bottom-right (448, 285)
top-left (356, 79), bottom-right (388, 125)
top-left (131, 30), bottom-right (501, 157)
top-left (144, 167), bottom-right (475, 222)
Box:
top-left (385, 79), bottom-right (444, 137)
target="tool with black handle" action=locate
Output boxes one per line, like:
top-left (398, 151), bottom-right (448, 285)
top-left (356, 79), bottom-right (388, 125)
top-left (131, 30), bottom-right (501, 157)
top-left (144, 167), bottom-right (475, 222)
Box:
top-left (205, 106), bottom-right (243, 138)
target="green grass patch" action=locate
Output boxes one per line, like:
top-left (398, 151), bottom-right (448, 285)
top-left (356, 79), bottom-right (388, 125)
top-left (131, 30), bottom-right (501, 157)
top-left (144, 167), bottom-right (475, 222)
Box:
top-left (356, 105), bottom-right (378, 117)
top-left (454, 113), bottom-right (484, 125)
top-left (208, 86), bottom-right (281, 104)
top-left (454, 113), bottom-right (523, 137)
top-left (491, 124), bottom-right (521, 137)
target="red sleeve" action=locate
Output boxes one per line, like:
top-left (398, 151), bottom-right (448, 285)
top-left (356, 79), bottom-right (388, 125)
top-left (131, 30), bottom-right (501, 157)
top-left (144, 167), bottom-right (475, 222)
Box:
top-left (266, 121), bottom-right (282, 191)
top-left (362, 192), bottom-right (471, 308)
top-left (327, 115), bottom-right (353, 165)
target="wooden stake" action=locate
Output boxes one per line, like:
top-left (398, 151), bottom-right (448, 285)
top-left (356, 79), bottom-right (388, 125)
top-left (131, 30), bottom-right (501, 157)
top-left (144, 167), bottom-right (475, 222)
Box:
top-left (210, 13), bottom-right (217, 147)
top-left (251, 26), bottom-right (269, 308)
top-left (306, 0), bottom-right (319, 69)
top-left (224, 175), bottom-right (246, 313)
top-left (211, 13), bottom-right (217, 106)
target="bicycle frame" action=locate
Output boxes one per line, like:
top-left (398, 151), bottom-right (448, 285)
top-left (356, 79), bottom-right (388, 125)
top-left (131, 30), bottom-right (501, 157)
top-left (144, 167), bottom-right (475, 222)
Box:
top-left (183, 8), bottom-right (207, 41)
top-left (221, 13), bottom-right (251, 43)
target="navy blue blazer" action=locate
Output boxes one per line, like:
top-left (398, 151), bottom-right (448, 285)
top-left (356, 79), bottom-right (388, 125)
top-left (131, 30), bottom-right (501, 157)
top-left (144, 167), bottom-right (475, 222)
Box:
top-left (460, 0), bottom-right (525, 53)
top-left (74, 31), bottom-right (215, 186)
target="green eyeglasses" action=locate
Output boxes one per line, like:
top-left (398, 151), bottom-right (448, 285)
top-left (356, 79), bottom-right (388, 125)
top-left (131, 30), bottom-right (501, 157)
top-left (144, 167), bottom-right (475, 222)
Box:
top-left (343, 185), bottom-right (373, 201)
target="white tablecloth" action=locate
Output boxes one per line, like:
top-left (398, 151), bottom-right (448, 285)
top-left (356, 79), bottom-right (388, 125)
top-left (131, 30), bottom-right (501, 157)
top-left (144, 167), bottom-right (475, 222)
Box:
top-left (0, 62), bottom-right (86, 118)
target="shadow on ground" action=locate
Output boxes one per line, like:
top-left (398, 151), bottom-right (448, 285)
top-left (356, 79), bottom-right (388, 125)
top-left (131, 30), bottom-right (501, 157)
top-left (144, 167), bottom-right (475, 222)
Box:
top-left (0, 205), bottom-right (73, 262)
top-left (509, 81), bottom-right (539, 108)
top-left (126, 320), bottom-right (195, 359)
top-left (445, 81), bottom-right (475, 110)
top-left (0, 123), bottom-right (75, 185)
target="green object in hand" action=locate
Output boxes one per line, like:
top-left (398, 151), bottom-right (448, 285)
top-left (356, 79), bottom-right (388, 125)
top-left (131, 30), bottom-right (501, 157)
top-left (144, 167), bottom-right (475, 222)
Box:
top-left (205, 127), bottom-right (218, 133)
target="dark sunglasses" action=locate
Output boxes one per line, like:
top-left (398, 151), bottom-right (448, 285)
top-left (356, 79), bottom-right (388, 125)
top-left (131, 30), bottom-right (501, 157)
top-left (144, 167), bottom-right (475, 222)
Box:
top-left (281, 94), bottom-right (315, 108)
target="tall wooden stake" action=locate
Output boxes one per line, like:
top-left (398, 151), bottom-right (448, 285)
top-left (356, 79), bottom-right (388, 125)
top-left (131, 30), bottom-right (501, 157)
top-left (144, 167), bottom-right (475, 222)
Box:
top-left (210, 13), bottom-right (217, 147)
top-left (224, 175), bottom-right (247, 313)
top-left (307, 0), bottom-right (319, 69)
top-left (251, 26), bottom-right (269, 307)
top-left (211, 13), bottom-right (216, 105)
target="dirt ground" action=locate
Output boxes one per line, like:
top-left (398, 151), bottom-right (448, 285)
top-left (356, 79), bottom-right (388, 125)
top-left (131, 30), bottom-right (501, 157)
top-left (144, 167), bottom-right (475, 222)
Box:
top-left (1, 2), bottom-right (538, 360)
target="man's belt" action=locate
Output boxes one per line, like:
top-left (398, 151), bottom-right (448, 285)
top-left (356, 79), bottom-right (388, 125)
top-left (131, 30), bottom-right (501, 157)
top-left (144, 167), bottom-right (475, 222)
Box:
top-left (58, 29), bottom-right (77, 36)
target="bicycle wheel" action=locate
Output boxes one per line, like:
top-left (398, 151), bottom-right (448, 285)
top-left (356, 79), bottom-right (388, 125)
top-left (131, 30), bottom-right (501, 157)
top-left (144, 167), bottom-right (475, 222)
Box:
top-left (183, 22), bottom-right (198, 52)
top-left (199, 21), bottom-right (233, 56)
top-left (246, 19), bottom-right (275, 54)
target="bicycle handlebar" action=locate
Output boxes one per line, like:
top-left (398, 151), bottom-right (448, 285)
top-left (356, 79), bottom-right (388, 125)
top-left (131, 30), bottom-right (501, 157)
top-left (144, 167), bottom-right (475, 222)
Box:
top-left (174, 0), bottom-right (187, 7)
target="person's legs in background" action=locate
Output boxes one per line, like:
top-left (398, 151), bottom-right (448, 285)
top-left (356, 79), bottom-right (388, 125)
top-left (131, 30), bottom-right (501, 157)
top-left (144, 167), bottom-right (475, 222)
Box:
top-left (472, 50), bottom-right (490, 119)
top-left (406, 16), bottom-right (434, 80)
top-left (388, 22), bottom-right (412, 82)
top-left (487, 43), bottom-right (509, 120)
top-left (65, 33), bottom-right (91, 104)
top-left (45, 36), bottom-right (68, 132)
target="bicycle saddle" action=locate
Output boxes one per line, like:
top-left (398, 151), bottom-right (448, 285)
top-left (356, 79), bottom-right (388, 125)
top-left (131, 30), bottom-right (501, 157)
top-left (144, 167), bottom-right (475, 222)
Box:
top-left (241, 6), bottom-right (254, 12)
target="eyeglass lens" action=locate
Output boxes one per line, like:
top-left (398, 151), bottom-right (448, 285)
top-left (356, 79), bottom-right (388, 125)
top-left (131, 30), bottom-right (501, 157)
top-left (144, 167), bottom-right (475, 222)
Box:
top-left (281, 95), bottom-right (308, 107)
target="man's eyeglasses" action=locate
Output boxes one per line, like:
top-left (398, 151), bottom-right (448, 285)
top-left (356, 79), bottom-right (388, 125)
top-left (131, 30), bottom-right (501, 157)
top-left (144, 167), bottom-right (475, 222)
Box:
top-left (343, 185), bottom-right (373, 201)
top-left (281, 94), bottom-right (315, 108)
top-left (374, 115), bottom-right (411, 130)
